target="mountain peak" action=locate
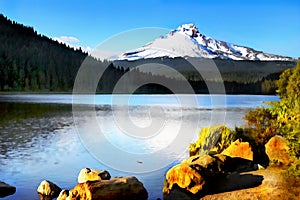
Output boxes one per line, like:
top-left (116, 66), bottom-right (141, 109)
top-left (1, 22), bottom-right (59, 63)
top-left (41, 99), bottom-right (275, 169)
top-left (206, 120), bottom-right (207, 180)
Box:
top-left (117, 24), bottom-right (294, 61)
top-left (176, 24), bottom-right (200, 37)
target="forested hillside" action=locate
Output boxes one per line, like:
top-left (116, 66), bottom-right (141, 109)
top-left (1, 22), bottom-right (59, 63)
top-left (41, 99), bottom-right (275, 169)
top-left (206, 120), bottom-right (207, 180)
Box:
top-left (114, 57), bottom-right (296, 94)
top-left (0, 14), bottom-right (109, 92)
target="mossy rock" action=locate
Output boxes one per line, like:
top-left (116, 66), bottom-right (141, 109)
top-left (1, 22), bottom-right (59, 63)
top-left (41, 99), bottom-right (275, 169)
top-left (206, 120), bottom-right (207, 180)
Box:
top-left (190, 125), bottom-right (238, 156)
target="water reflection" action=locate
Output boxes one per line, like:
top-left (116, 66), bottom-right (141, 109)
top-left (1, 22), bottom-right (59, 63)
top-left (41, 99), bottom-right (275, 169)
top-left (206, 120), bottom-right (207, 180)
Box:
top-left (0, 103), bottom-right (72, 162)
top-left (0, 94), bottom-right (277, 200)
top-left (0, 102), bottom-right (171, 200)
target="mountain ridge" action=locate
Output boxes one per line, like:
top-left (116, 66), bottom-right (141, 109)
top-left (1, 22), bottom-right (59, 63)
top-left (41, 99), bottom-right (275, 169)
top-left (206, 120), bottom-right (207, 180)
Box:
top-left (117, 24), bottom-right (294, 61)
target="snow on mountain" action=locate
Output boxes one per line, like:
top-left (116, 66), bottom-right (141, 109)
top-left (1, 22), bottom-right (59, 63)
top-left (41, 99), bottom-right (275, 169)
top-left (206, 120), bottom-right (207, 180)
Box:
top-left (117, 24), bottom-right (293, 61)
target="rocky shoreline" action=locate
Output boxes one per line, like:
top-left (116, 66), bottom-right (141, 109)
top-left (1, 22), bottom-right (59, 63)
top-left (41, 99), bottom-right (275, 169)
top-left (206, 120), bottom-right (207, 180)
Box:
top-left (162, 134), bottom-right (299, 200)
top-left (1, 135), bottom-right (298, 200)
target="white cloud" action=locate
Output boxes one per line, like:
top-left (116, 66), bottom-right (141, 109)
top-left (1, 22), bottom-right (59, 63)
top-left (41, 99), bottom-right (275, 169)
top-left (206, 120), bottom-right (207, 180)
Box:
top-left (91, 49), bottom-right (122, 61)
top-left (84, 46), bottom-right (92, 53)
top-left (53, 36), bottom-right (121, 58)
top-left (53, 35), bottom-right (92, 54)
top-left (53, 36), bottom-right (80, 43)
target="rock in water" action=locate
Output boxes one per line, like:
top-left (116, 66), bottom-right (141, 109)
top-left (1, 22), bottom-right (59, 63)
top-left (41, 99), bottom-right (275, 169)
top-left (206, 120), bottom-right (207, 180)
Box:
top-left (265, 135), bottom-right (291, 165)
top-left (221, 139), bottom-right (253, 161)
top-left (60, 176), bottom-right (148, 200)
top-left (37, 180), bottom-right (61, 198)
top-left (78, 168), bottom-right (111, 183)
top-left (0, 181), bottom-right (16, 198)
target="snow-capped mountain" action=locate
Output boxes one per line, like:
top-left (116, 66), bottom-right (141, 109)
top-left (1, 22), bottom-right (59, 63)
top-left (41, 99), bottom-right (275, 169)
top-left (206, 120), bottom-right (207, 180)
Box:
top-left (117, 24), bottom-right (293, 61)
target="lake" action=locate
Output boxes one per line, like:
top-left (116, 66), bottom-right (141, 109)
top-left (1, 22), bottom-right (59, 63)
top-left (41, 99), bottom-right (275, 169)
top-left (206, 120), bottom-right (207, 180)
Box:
top-left (0, 94), bottom-right (279, 200)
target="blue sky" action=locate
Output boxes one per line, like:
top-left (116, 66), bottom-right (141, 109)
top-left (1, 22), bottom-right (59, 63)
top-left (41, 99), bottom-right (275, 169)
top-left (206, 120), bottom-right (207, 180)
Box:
top-left (0, 0), bottom-right (299, 57)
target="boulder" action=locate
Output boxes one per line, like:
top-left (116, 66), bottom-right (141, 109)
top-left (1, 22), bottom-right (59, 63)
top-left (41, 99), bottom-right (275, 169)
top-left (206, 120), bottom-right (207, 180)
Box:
top-left (163, 154), bottom-right (225, 196)
top-left (163, 154), bottom-right (257, 199)
top-left (221, 139), bottom-right (253, 161)
top-left (59, 176), bottom-right (148, 200)
top-left (265, 135), bottom-right (290, 165)
top-left (0, 181), bottom-right (16, 198)
top-left (163, 163), bottom-right (205, 195)
top-left (183, 154), bottom-right (225, 178)
top-left (37, 180), bottom-right (61, 198)
top-left (78, 168), bottom-right (111, 183)
top-left (214, 154), bottom-right (254, 173)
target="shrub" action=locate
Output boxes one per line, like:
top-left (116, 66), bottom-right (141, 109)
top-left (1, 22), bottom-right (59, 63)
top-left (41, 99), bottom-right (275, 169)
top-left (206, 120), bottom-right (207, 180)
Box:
top-left (189, 125), bottom-right (239, 156)
top-left (243, 107), bottom-right (279, 146)
top-left (243, 60), bottom-right (300, 175)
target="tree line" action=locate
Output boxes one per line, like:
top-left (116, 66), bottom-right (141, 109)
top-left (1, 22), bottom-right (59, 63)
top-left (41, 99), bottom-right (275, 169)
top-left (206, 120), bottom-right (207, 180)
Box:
top-left (0, 14), bottom-right (108, 92)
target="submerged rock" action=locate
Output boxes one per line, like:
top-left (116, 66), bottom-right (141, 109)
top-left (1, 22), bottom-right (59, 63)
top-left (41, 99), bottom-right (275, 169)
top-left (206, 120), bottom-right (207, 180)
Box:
top-left (37, 180), bottom-right (61, 198)
top-left (59, 176), bottom-right (148, 200)
top-left (221, 139), bottom-right (253, 161)
top-left (0, 181), bottom-right (16, 198)
top-left (78, 168), bottom-right (111, 183)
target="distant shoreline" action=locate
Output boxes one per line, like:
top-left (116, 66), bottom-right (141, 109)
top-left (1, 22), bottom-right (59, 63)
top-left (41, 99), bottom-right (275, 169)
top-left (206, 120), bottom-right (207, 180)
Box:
top-left (0, 91), bottom-right (279, 96)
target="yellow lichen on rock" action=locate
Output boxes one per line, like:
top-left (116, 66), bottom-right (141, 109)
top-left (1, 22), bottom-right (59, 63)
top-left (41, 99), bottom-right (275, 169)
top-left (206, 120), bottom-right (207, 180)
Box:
top-left (77, 168), bottom-right (111, 183)
top-left (265, 135), bottom-right (291, 165)
top-left (221, 139), bottom-right (253, 161)
top-left (164, 163), bottom-right (205, 195)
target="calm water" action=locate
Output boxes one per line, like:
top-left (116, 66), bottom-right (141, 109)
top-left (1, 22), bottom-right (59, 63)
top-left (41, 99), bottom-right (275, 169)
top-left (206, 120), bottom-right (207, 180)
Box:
top-left (0, 94), bottom-right (278, 200)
